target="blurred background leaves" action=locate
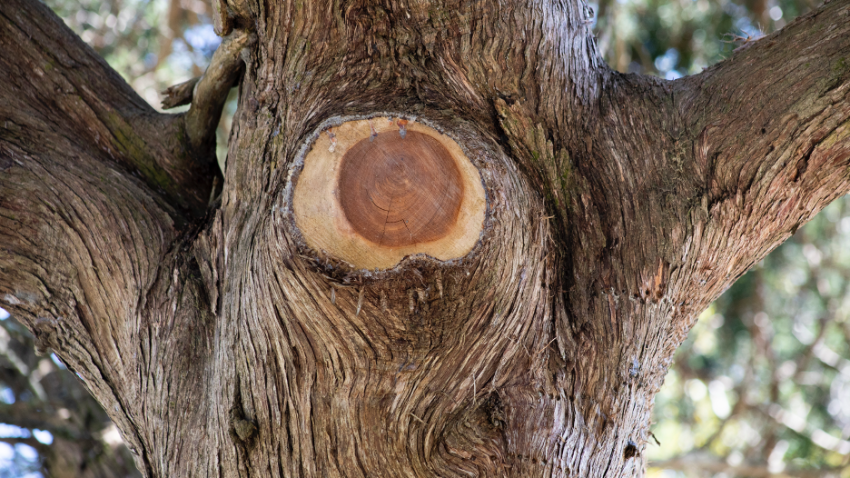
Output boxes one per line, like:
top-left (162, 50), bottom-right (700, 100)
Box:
top-left (590, 0), bottom-right (817, 79)
top-left (1, 0), bottom-right (846, 475)
top-left (647, 200), bottom-right (850, 477)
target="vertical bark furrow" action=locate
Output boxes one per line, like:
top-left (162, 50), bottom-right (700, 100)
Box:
top-left (0, 139), bottom-right (173, 475)
top-left (207, 96), bottom-right (575, 475)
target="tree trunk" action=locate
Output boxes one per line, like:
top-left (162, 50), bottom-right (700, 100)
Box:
top-left (2, 0), bottom-right (850, 476)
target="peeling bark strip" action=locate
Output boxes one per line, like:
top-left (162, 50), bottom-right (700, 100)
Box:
top-left (1, 0), bottom-right (850, 477)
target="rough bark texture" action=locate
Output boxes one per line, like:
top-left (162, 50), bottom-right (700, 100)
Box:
top-left (1, 0), bottom-right (849, 477)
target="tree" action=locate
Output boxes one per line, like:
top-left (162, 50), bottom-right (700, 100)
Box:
top-left (1, 0), bottom-right (849, 475)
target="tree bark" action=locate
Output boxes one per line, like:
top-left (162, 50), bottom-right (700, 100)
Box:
top-left (1, 0), bottom-right (849, 476)
top-left (0, 325), bottom-right (142, 478)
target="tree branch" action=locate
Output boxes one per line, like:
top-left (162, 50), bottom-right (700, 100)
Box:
top-left (161, 77), bottom-right (200, 110)
top-left (677, 0), bottom-right (850, 308)
top-left (0, 0), bottom-right (221, 218)
top-left (0, 1), bottom-right (224, 474)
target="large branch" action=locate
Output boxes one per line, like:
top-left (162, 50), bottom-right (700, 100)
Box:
top-left (0, 0), bottom-right (221, 218)
top-left (0, 0), bottom-right (233, 474)
top-left (490, 2), bottom-right (850, 473)
top-left (678, 0), bottom-right (850, 305)
top-left (496, 0), bottom-right (850, 333)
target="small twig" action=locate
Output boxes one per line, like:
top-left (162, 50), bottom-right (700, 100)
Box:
top-left (161, 76), bottom-right (200, 109)
top-left (721, 27), bottom-right (764, 52)
top-left (182, 29), bottom-right (255, 162)
top-left (650, 431), bottom-right (661, 446)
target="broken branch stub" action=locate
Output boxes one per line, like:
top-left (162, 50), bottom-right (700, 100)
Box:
top-left (293, 117), bottom-right (486, 270)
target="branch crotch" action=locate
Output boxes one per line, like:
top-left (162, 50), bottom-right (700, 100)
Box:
top-left (162, 29), bottom-right (256, 171)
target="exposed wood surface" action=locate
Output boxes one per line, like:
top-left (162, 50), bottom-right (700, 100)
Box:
top-left (339, 129), bottom-right (462, 247)
top-left (292, 117), bottom-right (485, 269)
top-left (1, 0), bottom-right (849, 476)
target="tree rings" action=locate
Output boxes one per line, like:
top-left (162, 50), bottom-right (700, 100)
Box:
top-left (292, 117), bottom-right (486, 270)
